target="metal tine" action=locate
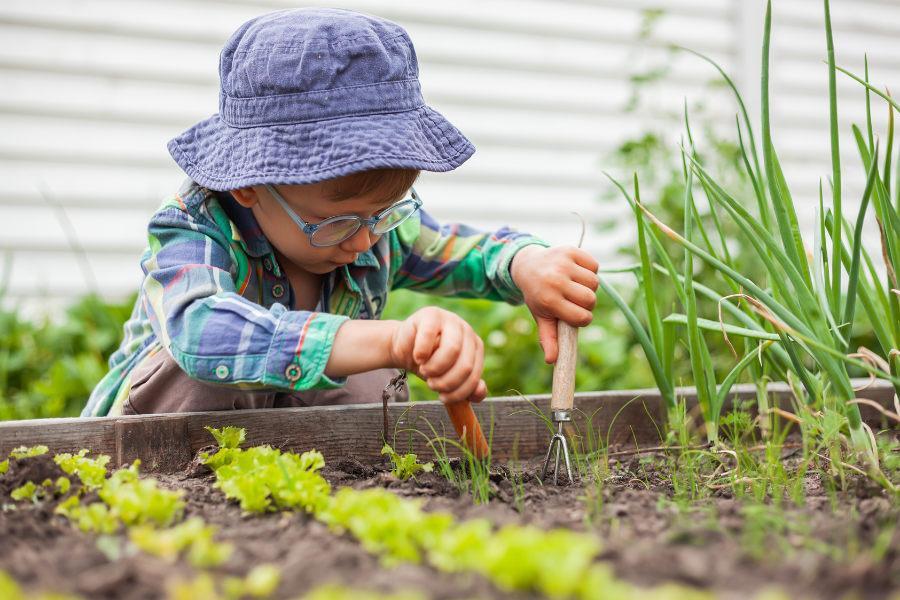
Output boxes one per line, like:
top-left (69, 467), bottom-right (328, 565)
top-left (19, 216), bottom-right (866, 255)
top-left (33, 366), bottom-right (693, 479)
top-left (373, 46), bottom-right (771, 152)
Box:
top-left (540, 432), bottom-right (573, 485)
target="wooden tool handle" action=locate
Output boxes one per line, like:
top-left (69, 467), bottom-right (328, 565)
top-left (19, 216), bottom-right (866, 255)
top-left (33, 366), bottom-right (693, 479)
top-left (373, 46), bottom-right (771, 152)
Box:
top-left (551, 321), bottom-right (579, 412)
top-left (444, 400), bottom-right (489, 459)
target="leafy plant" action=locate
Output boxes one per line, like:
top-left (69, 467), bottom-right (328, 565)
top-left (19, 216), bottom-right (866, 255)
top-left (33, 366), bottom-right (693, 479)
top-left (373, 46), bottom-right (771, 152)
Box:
top-left (631, 0), bottom-right (900, 483)
top-left (10, 445), bottom-right (48, 459)
top-left (128, 517), bottom-right (233, 568)
top-left (202, 441), bottom-right (330, 514)
top-left (54, 450), bottom-right (110, 490)
top-left (167, 564), bottom-right (280, 600)
top-left (0, 295), bottom-right (135, 421)
top-left (10, 477), bottom-right (70, 502)
top-left (55, 496), bottom-right (119, 534)
top-left (205, 425), bottom-right (246, 449)
top-left (97, 461), bottom-right (185, 527)
top-left (381, 444), bottom-right (433, 480)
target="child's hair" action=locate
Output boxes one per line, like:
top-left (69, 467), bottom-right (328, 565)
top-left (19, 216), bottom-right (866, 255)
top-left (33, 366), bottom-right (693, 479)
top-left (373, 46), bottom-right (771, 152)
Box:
top-left (325, 168), bottom-right (420, 203)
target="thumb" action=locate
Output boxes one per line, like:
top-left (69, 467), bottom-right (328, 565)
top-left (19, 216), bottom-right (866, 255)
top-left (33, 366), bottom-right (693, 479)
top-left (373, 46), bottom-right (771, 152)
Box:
top-left (535, 316), bottom-right (558, 364)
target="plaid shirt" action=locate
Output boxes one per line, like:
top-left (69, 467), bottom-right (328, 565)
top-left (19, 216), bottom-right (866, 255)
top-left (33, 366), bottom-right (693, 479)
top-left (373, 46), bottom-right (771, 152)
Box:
top-left (83, 179), bottom-right (547, 417)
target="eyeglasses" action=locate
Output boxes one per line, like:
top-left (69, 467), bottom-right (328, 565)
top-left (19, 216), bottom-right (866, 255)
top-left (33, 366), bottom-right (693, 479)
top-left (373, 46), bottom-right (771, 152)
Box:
top-left (265, 184), bottom-right (423, 248)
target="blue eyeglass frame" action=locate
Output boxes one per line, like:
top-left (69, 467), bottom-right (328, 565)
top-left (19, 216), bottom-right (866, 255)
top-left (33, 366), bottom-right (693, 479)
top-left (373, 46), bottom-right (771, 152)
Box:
top-left (264, 184), bottom-right (423, 248)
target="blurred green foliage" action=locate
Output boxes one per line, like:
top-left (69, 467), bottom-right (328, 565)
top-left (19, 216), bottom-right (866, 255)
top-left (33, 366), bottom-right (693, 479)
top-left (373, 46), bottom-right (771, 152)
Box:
top-left (0, 296), bottom-right (134, 420)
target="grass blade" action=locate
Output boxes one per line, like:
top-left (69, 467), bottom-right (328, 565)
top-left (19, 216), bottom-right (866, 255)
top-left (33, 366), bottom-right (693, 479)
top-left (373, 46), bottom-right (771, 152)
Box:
top-left (843, 141), bottom-right (880, 352)
top-left (716, 342), bottom-right (775, 410)
top-left (824, 0), bottom-right (843, 318)
top-left (663, 314), bottom-right (779, 341)
top-left (634, 174), bottom-right (663, 357)
top-left (681, 152), bottom-right (714, 438)
top-left (597, 275), bottom-right (676, 411)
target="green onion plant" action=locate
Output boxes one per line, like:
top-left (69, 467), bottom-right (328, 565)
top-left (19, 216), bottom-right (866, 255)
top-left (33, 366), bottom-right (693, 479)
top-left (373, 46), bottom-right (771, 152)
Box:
top-left (604, 0), bottom-right (900, 486)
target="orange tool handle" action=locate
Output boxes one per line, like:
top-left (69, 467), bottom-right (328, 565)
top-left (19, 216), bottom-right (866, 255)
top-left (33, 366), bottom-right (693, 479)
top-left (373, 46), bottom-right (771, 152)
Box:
top-left (444, 400), bottom-right (489, 459)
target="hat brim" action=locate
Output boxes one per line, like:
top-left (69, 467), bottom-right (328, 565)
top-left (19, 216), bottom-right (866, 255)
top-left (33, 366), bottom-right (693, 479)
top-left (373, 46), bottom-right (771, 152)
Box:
top-left (167, 106), bottom-right (475, 191)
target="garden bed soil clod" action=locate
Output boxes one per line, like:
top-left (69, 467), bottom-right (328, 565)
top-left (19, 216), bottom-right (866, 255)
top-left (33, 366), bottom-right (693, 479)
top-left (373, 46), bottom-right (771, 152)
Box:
top-left (3, 447), bottom-right (900, 600)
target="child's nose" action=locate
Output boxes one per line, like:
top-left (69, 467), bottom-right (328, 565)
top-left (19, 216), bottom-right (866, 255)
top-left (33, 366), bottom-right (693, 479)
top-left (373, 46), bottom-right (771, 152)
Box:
top-left (341, 226), bottom-right (375, 252)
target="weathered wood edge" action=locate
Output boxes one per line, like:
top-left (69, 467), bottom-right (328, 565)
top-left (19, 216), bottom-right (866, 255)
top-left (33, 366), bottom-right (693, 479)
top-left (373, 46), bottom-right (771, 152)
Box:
top-left (0, 380), bottom-right (895, 472)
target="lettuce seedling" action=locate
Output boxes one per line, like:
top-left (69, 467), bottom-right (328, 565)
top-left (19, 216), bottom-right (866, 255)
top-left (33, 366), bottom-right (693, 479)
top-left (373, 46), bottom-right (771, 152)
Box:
top-left (204, 441), bottom-right (330, 514)
top-left (10, 445), bottom-right (48, 459)
top-left (99, 461), bottom-right (185, 527)
top-left (10, 477), bottom-right (71, 503)
top-left (55, 450), bottom-right (110, 490)
top-left (381, 445), bottom-right (433, 481)
top-left (205, 426), bottom-right (246, 449)
top-left (56, 496), bottom-right (119, 534)
top-left (10, 482), bottom-right (36, 501)
top-left (129, 517), bottom-right (233, 568)
top-left (319, 488), bottom-right (450, 567)
top-left (243, 564), bottom-right (281, 598)
top-left (0, 460), bottom-right (8, 474)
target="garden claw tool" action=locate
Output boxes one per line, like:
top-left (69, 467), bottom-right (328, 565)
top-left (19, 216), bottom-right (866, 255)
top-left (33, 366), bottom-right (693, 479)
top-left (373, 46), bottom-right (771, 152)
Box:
top-left (540, 320), bottom-right (578, 485)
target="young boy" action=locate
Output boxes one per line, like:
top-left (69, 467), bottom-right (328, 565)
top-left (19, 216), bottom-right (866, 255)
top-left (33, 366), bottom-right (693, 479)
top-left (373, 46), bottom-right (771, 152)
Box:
top-left (82, 7), bottom-right (599, 418)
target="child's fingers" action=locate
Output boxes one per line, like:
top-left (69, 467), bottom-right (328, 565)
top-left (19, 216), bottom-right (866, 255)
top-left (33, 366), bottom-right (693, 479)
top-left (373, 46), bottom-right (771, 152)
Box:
top-left (572, 263), bottom-right (600, 292)
top-left (467, 379), bottom-right (488, 403)
top-left (462, 338), bottom-right (487, 403)
top-left (536, 316), bottom-right (558, 364)
top-left (431, 329), bottom-right (481, 397)
top-left (420, 318), bottom-right (463, 378)
top-left (564, 280), bottom-right (598, 313)
top-left (412, 312), bottom-right (442, 366)
top-left (572, 247), bottom-right (599, 274)
top-left (557, 297), bottom-right (593, 328)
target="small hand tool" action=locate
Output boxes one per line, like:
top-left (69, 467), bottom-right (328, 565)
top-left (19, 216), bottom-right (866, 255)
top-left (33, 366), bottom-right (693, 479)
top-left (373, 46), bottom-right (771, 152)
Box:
top-left (540, 212), bottom-right (585, 485)
top-left (540, 320), bottom-right (578, 485)
top-left (445, 399), bottom-right (489, 459)
top-left (384, 370), bottom-right (489, 460)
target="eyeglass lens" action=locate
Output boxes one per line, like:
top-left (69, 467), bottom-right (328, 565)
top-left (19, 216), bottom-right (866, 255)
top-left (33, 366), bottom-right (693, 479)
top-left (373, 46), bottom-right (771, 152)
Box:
top-left (310, 219), bottom-right (362, 246)
top-left (310, 200), bottom-right (419, 246)
top-left (372, 202), bottom-right (417, 235)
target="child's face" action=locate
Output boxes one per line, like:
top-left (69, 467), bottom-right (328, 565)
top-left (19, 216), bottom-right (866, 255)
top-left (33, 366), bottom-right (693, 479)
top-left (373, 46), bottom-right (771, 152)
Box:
top-left (230, 180), bottom-right (400, 275)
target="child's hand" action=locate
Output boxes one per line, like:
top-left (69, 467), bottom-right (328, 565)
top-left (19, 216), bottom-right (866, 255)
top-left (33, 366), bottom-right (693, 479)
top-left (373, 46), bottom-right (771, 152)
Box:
top-left (390, 307), bottom-right (487, 404)
top-left (510, 245), bottom-right (599, 364)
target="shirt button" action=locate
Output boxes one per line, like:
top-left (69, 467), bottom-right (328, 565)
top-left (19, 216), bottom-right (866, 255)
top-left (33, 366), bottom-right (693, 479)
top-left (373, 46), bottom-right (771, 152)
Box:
top-left (215, 365), bottom-right (229, 379)
top-left (272, 284), bottom-right (285, 298)
top-left (285, 364), bottom-right (302, 382)
top-left (264, 258), bottom-right (274, 272)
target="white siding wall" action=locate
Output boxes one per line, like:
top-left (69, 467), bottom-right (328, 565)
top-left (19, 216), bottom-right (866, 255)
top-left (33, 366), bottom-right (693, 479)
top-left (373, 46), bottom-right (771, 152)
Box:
top-left (1, 0), bottom-right (898, 302)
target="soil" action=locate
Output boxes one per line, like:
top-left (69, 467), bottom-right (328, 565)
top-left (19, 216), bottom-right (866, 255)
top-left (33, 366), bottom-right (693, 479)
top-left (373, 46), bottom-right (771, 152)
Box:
top-left (2, 446), bottom-right (900, 600)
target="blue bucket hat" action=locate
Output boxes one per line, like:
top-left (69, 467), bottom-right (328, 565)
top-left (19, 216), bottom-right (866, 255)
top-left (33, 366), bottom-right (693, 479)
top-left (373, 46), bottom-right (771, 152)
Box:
top-left (167, 8), bottom-right (475, 191)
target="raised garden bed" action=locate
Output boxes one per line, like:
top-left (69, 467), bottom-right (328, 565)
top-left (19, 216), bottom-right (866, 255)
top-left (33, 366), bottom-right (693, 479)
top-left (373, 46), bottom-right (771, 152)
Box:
top-left (2, 381), bottom-right (899, 600)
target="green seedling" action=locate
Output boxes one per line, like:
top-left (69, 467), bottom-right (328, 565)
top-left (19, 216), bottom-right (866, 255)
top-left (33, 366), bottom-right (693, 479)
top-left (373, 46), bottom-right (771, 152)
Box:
top-left (381, 444), bottom-right (433, 481)
top-left (9, 445), bottom-right (48, 459)
top-left (203, 442), bottom-right (330, 514)
top-left (129, 517), bottom-right (233, 568)
top-left (54, 450), bottom-right (110, 490)
top-left (205, 426), bottom-right (246, 449)
top-left (10, 477), bottom-right (70, 503)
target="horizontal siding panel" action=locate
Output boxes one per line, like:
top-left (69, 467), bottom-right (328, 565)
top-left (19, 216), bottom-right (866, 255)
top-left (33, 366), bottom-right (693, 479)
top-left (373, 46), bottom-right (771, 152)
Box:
top-left (3, 0), bottom-right (900, 302)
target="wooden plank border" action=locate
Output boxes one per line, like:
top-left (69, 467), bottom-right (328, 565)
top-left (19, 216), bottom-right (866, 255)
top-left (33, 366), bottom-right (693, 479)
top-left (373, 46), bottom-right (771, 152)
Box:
top-left (0, 380), bottom-right (895, 472)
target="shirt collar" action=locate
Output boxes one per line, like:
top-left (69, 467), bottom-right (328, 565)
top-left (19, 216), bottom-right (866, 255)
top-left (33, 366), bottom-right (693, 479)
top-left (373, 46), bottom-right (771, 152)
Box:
top-left (214, 191), bottom-right (277, 260)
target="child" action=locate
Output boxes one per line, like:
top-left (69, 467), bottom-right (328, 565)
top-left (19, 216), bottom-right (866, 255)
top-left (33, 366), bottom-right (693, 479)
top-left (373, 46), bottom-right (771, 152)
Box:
top-left (82, 7), bottom-right (599, 417)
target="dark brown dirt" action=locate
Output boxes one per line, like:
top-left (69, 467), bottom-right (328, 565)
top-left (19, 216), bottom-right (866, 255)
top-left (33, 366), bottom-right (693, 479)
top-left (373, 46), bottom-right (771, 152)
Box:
top-left (2, 451), bottom-right (899, 600)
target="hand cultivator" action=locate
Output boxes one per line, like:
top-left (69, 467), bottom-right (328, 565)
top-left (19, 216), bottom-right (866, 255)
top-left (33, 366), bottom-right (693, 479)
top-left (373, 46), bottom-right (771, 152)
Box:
top-left (541, 320), bottom-right (578, 485)
top-left (541, 213), bottom-right (585, 485)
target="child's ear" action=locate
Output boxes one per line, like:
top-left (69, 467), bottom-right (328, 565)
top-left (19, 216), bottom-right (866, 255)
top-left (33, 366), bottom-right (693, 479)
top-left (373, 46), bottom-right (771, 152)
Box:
top-left (230, 186), bottom-right (261, 208)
